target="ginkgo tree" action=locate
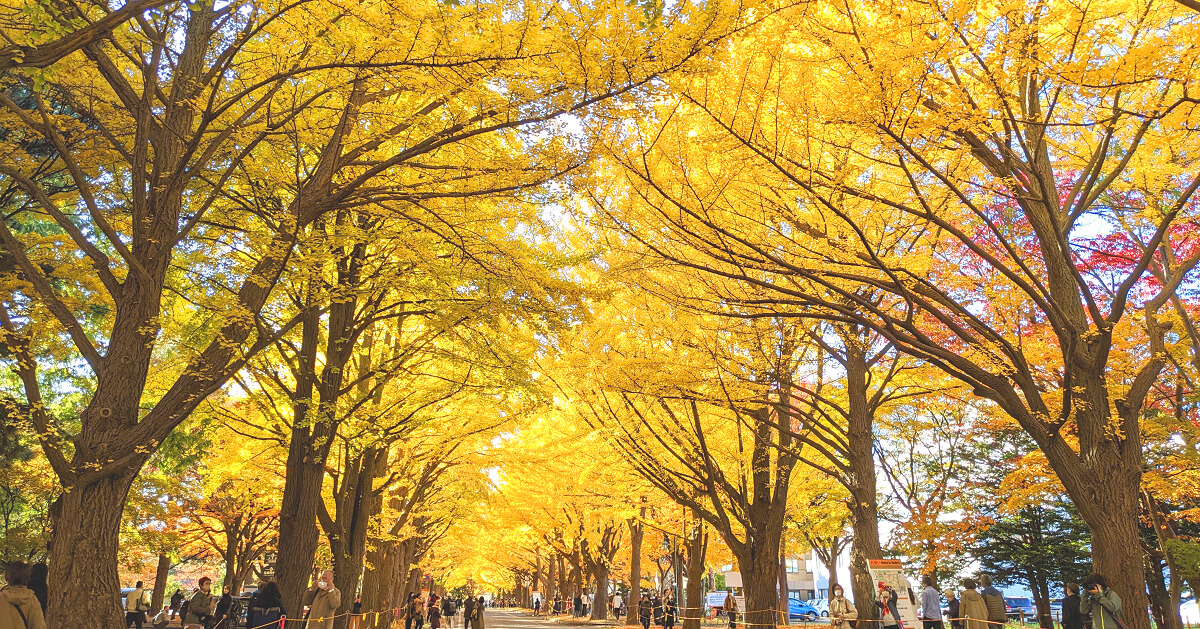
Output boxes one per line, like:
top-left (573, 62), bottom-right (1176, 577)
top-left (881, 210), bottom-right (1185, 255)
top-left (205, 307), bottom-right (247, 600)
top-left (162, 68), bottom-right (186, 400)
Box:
top-left (588, 2), bottom-right (1200, 626)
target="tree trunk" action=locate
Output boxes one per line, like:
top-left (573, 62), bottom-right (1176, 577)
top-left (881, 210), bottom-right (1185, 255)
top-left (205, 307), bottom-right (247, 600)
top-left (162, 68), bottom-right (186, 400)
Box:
top-left (778, 547), bottom-right (789, 626)
top-left (627, 515), bottom-right (643, 625)
top-left (275, 443), bottom-right (326, 618)
top-left (152, 553), bottom-right (170, 612)
top-left (46, 468), bottom-right (139, 628)
top-left (1146, 555), bottom-right (1180, 629)
top-left (363, 539), bottom-right (398, 629)
top-left (684, 518), bottom-right (707, 629)
top-left (740, 550), bottom-right (783, 629)
top-left (846, 347), bottom-right (881, 623)
top-left (1060, 463), bottom-right (1148, 629)
top-left (547, 551), bottom-right (557, 604)
top-left (592, 566), bottom-right (610, 620)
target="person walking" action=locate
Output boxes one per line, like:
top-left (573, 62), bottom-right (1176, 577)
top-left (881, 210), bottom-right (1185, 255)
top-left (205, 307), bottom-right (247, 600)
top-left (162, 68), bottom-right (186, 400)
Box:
top-left (0, 561), bottom-right (47, 629)
top-left (442, 593), bottom-right (458, 629)
top-left (877, 583), bottom-right (901, 629)
top-left (1062, 585), bottom-right (1083, 629)
top-left (1080, 575), bottom-right (1121, 629)
top-left (979, 576), bottom-right (1006, 628)
top-left (247, 581), bottom-right (287, 628)
top-left (639, 593), bottom-right (654, 629)
top-left (958, 580), bottom-right (988, 629)
top-left (574, 594), bottom-right (584, 618)
top-left (184, 577), bottom-right (216, 629)
top-left (921, 577), bottom-right (944, 629)
top-left (945, 590), bottom-right (961, 629)
top-left (463, 595), bottom-right (477, 629)
top-left (534, 597), bottom-right (542, 617)
top-left (170, 590), bottom-right (184, 621)
top-left (722, 591), bottom-right (737, 629)
top-left (302, 569), bottom-right (343, 629)
top-left (829, 584), bottom-right (857, 629)
top-left (613, 593), bottom-right (624, 619)
top-left (652, 592), bottom-right (664, 627)
top-left (125, 580), bottom-right (149, 629)
top-left (475, 596), bottom-right (487, 629)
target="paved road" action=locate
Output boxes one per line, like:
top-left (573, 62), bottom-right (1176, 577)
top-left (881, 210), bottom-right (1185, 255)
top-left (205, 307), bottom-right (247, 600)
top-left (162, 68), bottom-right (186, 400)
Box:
top-left (479, 609), bottom-right (620, 629)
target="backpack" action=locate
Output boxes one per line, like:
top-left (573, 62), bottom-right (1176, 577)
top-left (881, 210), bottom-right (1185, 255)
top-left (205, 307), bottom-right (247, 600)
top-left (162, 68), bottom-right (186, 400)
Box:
top-left (254, 606), bottom-right (284, 626)
top-left (446, 600), bottom-right (457, 615)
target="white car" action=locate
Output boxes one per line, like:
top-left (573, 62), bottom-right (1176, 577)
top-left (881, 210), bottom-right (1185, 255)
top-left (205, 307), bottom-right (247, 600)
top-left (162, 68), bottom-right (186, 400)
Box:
top-left (809, 598), bottom-right (829, 617)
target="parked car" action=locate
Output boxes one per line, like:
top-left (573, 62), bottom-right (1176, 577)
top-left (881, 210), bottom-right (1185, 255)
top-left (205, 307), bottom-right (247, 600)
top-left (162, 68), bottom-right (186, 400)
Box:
top-left (789, 599), bottom-right (820, 622)
top-left (1004, 597), bottom-right (1035, 619)
top-left (809, 598), bottom-right (829, 617)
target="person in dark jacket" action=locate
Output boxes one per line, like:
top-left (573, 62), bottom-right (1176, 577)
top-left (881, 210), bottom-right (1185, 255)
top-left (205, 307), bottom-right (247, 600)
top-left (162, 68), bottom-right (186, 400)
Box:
top-left (248, 581), bottom-right (287, 627)
top-left (945, 590), bottom-right (962, 629)
top-left (638, 593), bottom-right (653, 629)
top-left (574, 595), bottom-right (584, 618)
top-left (464, 595), bottom-right (478, 629)
top-left (213, 585), bottom-right (234, 629)
top-left (29, 563), bottom-right (47, 614)
top-left (1062, 584), bottom-right (1083, 629)
top-left (170, 590), bottom-right (184, 620)
top-left (663, 594), bottom-right (677, 629)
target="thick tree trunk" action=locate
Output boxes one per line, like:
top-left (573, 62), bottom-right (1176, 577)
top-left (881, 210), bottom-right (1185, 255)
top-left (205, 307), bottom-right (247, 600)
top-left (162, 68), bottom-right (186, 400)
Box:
top-left (275, 445), bottom-right (326, 617)
top-left (684, 519), bottom-right (707, 629)
top-left (592, 567), bottom-right (610, 620)
top-left (152, 553), bottom-right (170, 612)
top-left (845, 347), bottom-right (881, 623)
top-left (740, 551), bottom-right (782, 629)
top-left (627, 518), bottom-right (643, 625)
top-left (46, 468), bottom-right (139, 629)
top-left (362, 539), bottom-right (397, 629)
top-left (1057, 452), bottom-right (1148, 629)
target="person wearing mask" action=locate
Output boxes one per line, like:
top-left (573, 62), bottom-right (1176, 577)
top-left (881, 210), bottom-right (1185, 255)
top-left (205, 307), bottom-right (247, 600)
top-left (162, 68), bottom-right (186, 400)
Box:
top-left (247, 581), bottom-right (286, 628)
top-left (945, 591), bottom-right (961, 629)
top-left (0, 561), bottom-right (47, 629)
top-left (829, 584), bottom-right (857, 629)
top-left (921, 576), bottom-right (944, 629)
top-left (1080, 575), bottom-right (1121, 629)
top-left (978, 575), bottom-right (1006, 628)
top-left (126, 580), bottom-right (149, 629)
top-left (170, 589), bottom-right (184, 621)
top-left (184, 577), bottom-right (216, 629)
top-left (213, 585), bottom-right (235, 628)
top-left (1062, 585), bottom-right (1083, 629)
top-left (302, 569), bottom-right (343, 629)
top-left (877, 582), bottom-right (901, 629)
top-left (639, 593), bottom-right (654, 629)
top-left (958, 579), bottom-right (988, 629)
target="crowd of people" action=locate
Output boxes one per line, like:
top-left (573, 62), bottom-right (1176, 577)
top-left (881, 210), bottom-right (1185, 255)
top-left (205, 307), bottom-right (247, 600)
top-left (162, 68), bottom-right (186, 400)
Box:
top-left (0, 561), bottom-right (1124, 629)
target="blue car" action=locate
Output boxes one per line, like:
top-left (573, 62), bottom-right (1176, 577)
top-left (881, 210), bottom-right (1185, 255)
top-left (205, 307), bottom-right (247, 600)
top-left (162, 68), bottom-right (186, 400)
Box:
top-left (789, 599), bottom-right (820, 621)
